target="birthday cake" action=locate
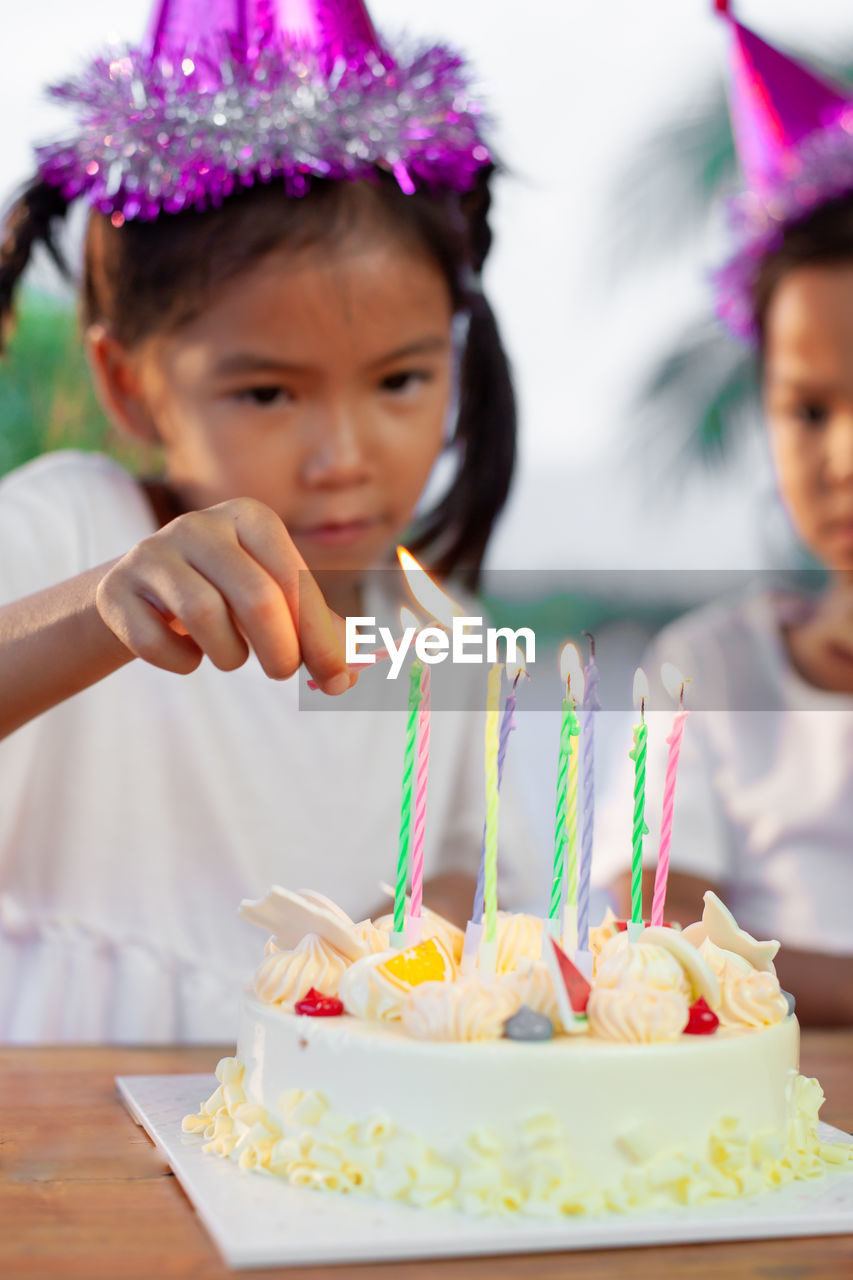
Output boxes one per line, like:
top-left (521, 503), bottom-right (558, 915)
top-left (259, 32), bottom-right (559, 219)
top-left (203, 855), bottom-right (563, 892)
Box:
top-left (183, 889), bottom-right (852, 1217)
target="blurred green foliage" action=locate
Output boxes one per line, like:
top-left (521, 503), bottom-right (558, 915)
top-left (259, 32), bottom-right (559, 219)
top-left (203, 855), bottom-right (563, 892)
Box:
top-left (0, 291), bottom-right (149, 478)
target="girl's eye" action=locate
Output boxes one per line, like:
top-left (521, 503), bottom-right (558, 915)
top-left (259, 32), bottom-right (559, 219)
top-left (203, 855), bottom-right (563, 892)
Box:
top-left (380, 369), bottom-right (432, 395)
top-left (794, 402), bottom-right (829, 428)
top-left (238, 386), bottom-right (291, 407)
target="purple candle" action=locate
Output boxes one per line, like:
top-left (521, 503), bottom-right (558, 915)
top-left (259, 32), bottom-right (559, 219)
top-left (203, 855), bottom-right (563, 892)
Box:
top-left (577, 633), bottom-right (600, 952)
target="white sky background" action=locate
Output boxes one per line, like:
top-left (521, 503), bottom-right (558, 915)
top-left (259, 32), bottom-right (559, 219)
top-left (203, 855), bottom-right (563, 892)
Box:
top-left (2, 0), bottom-right (851, 576)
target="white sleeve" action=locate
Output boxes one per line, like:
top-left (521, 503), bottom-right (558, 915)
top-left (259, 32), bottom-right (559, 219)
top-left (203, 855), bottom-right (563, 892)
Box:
top-left (0, 452), bottom-right (153, 604)
top-left (591, 621), bottom-right (733, 893)
top-left (0, 458), bottom-right (84, 602)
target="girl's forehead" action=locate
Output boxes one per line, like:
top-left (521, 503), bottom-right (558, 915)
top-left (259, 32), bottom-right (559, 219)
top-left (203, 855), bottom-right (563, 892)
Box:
top-left (150, 237), bottom-right (453, 370)
top-left (765, 264), bottom-right (853, 371)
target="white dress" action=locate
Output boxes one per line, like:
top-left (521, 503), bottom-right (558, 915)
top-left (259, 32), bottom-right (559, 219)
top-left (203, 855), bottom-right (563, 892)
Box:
top-left (0, 452), bottom-right (534, 1042)
top-left (591, 589), bottom-right (853, 955)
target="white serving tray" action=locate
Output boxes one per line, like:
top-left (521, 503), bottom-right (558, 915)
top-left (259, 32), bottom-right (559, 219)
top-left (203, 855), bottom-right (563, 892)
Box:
top-left (117, 1073), bottom-right (853, 1270)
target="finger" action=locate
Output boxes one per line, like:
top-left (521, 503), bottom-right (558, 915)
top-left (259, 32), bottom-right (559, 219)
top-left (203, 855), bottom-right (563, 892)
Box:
top-left (97, 584), bottom-right (204, 674)
top-left (231, 506), bottom-right (352, 693)
top-left (183, 538), bottom-right (301, 680)
top-left (141, 563), bottom-right (251, 673)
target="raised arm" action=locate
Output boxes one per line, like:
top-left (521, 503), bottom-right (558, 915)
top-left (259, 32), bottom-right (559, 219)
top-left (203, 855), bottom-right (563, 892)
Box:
top-left (0, 497), bottom-right (354, 741)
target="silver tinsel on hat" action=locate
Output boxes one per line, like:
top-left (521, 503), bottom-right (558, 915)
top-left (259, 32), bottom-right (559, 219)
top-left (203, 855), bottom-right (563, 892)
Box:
top-left (35, 36), bottom-right (492, 221)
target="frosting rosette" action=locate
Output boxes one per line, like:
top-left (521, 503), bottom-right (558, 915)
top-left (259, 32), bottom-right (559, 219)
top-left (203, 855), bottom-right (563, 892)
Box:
top-left (338, 951), bottom-right (411, 1022)
top-left (354, 919), bottom-right (391, 954)
top-left (588, 907), bottom-right (621, 959)
top-left (587, 986), bottom-right (689, 1044)
top-left (402, 977), bottom-right (521, 1042)
top-left (253, 933), bottom-right (349, 1009)
top-left (699, 940), bottom-right (789, 1028)
top-left (493, 912), bottom-right (546, 975)
top-left (498, 959), bottom-right (563, 1031)
top-left (594, 932), bottom-right (691, 997)
top-left (373, 908), bottom-right (465, 964)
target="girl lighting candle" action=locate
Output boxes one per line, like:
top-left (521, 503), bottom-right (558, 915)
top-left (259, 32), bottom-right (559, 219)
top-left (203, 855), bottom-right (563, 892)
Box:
top-left (651, 663), bottom-right (690, 928)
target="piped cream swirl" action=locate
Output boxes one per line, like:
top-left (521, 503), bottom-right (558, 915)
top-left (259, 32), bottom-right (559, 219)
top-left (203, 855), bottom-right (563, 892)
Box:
top-left (402, 977), bottom-right (522, 1041)
top-left (338, 951), bottom-right (409, 1022)
top-left (699, 939), bottom-right (789, 1027)
top-left (499, 959), bottom-right (563, 1030)
top-left (587, 986), bottom-right (689, 1043)
top-left (595, 932), bottom-right (691, 996)
top-left (372, 908), bottom-right (465, 964)
top-left (253, 933), bottom-right (349, 1009)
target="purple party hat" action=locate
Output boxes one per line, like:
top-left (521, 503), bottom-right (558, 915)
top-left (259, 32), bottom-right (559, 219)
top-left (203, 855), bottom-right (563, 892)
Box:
top-left (711, 0), bottom-right (853, 340)
top-left (34, 0), bottom-right (491, 222)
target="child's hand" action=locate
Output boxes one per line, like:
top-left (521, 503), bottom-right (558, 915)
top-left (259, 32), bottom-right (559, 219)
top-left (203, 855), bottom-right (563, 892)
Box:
top-left (95, 498), bottom-right (354, 694)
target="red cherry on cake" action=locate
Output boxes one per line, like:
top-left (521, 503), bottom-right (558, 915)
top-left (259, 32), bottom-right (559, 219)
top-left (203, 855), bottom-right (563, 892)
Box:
top-left (684, 996), bottom-right (719, 1036)
top-left (614, 919), bottom-right (679, 932)
top-left (295, 988), bottom-right (344, 1017)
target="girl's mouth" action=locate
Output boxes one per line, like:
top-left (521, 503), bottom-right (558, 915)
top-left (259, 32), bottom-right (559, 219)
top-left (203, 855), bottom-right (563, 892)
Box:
top-left (294, 518), bottom-right (379, 548)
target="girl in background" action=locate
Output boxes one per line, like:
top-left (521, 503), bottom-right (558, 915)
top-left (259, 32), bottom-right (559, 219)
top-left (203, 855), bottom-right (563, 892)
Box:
top-left (0, 0), bottom-right (531, 1041)
top-left (596, 3), bottom-right (853, 1025)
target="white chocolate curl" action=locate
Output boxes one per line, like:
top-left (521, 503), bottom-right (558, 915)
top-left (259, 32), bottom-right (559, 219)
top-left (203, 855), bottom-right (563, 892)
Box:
top-left (402, 977), bottom-right (521, 1041)
top-left (253, 933), bottom-right (349, 1010)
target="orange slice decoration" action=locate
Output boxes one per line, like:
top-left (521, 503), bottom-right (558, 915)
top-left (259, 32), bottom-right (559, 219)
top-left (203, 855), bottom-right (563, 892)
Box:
top-left (378, 936), bottom-right (455, 990)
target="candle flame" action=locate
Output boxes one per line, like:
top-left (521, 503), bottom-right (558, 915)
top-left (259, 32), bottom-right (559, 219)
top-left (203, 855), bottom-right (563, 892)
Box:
top-left (661, 661), bottom-right (689, 704)
top-left (632, 667), bottom-right (649, 710)
top-left (560, 642), bottom-right (583, 695)
top-left (398, 547), bottom-right (464, 627)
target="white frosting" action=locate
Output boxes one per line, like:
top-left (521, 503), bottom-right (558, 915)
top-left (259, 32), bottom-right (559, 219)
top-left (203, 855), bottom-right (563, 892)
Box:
top-left (492, 912), bottom-right (545, 974)
top-left (499, 959), bottom-right (563, 1030)
top-left (699, 939), bottom-right (789, 1028)
top-left (372, 908), bottom-right (465, 964)
top-left (337, 951), bottom-right (409, 1023)
top-left (234, 995), bottom-right (811, 1196)
top-left (587, 986), bottom-right (689, 1043)
top-left (595, 932), bottom-right (690, 996)
top-left (402, 977), bottom-right (521, 1042)
top-left (252, 933), bottom-right (350, 1010)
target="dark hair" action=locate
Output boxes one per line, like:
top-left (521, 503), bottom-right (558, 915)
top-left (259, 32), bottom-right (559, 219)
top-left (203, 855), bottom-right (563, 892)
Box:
top-left (753, 190), bottom-right (853, 348)
top-left (0, 169), bottom-right (514, 589)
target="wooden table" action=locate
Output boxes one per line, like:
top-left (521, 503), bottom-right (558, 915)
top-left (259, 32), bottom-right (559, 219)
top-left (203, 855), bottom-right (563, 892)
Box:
top-left (2, 1034), bottom-right (852, 1280)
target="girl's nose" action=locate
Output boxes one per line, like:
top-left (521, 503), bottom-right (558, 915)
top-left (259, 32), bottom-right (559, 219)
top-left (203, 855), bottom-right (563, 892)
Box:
top-left (825, 416), bottom-right (853, 486)
top-left (300, 405), bottom-right (370, 487)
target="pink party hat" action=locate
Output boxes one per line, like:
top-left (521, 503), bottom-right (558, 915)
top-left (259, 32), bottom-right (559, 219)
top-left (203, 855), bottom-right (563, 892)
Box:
top-left (716, 0), bottom-right (851, 193)
top-left (712, 1), bottom-right (853, 340)
top-left (145, 0), bottom-right (384, 76)
top-left (34, 0), bottom-right (490, 220)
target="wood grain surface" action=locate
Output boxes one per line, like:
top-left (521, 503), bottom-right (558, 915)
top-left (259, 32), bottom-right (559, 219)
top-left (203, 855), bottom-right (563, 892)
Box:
top-left (1, 1035), bottom-right (851, 1280)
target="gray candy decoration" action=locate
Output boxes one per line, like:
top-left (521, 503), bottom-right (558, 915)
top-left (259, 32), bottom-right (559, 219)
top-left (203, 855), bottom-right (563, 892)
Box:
top-left (782, 990), bottom-right (796, 1017)
top-left (504, 1005), bottom-right (553, 1042)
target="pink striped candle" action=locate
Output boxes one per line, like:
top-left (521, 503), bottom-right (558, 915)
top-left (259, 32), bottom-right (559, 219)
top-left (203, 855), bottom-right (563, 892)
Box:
top-left (408, 661), bottom-right (431, 925)
top-left (651, 665), bottom-right (690, 928)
